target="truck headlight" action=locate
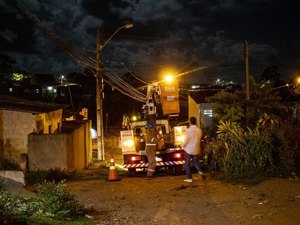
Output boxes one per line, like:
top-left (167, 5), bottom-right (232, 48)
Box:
top-left (123, 139), bottom-right (134, 148)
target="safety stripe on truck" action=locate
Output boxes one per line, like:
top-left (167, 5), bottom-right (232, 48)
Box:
top-left (123, 160), bottom-right (185, 168)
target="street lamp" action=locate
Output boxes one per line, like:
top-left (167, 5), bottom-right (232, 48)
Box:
top-left (165, 74), bottom-right (174, 83)
top-left (100, 24), bottom-right (133, 50)
top-left (96, 24), bottom-right (133, 161)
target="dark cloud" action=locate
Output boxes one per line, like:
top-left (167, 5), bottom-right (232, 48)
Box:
top-left (0, 0), bottom-right (299, 84)
top-left (0, 29), bottom-right (17, 43)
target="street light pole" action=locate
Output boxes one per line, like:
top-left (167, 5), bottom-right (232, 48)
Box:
top-left (95, 24), bottom-right (133, 161)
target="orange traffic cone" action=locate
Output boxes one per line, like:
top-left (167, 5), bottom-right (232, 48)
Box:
top-left (108, 158), bottom-right (121, 181)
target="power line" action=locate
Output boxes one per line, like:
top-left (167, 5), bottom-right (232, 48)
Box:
top-left (11, 0), bottom-right (147, 103)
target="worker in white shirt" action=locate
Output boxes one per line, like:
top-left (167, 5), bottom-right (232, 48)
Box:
top-left (182, 116), bottom-right (205, 183)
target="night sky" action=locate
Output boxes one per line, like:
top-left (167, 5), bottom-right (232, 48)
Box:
top-left (0, 0), bottom-right (299, 85)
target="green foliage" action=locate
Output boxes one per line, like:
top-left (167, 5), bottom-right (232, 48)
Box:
top-left (210, 77), bottom-right (289, 131)
top-left (215, 120), bottom-right (272, 178)
top-left (27, 215), bottom-right (96, 225)
top-left (207, 76), bottom-right (299, 181)
top-left (264, 121), bottom-right (298, 175)
top-left (0, 180), bottom-right (86, 224)
top-left (0, 189), bottom-right (39, 223)
top-left (33, 180), bottom-right (84, 219)
top-left (212, 115), bottom-right (297, 179)
top-left (0, 179), bottom-right (6, 191)
top-left (209, 91), bottom-right (245, 124)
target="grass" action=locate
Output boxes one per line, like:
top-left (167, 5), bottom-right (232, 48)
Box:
top-left (220, 173), bottom-right (267, 186)
top-left (27, 215), bottom-right (97, 225)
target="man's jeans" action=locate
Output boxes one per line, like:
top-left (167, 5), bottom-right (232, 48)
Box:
top-left (184, 151), bottom-right (202, 179)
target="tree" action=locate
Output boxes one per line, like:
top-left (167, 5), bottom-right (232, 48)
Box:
top-left (0, 54), bottom-right (15, 83)
top-left (260, 65), bottom-right (280, 82)
top-left (210, 76), bottom-right (289, 130)
top-left (208, 77), bottom-right (299, 179)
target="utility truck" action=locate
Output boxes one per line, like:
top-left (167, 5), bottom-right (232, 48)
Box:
top-left (120, 79), bottom-right (187, 174)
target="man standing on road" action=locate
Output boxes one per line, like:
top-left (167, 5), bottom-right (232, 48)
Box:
top-left (182, 116), bottom-right (205, 183)
top-left (145, 120), bottom-right (157, 177)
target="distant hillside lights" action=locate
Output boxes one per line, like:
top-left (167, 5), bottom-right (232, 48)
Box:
top-left (215, 78), bottom-right (235, 86)
top-left (44, 86), bottom-right (57, 97)
top-left (47, 86), bottom-right (57, 93)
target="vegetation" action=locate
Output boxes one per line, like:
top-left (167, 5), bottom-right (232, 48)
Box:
top-left (207, 77), bottom-right (299, 180)
top-left (32, 181), bottom-right (84, 219)
top-left (25, 169), bottom-right (71, 185)
top-left (0, 157), bottom-right (21, 170)
top-left (0, 180), bottom-right (94, 225)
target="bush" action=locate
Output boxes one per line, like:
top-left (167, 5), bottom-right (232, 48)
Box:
top-left (0, 189), bottom-right (38, 224)
top-left (0, 179), bottom-right (6, 191)
top-left (265, 121), bottom-right (297, 175)
top-left (0, 157), bottom-right (21, 170)
top-left (33, 180), bottom-right (84, 219)
top-left (0, 180), bottom-right (85, 223)
top-left (212, 117), bottom-right (297, 180)
top-left (25, 169), bottom-right (71, 185)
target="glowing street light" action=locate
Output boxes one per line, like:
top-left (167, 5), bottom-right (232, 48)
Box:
top-left (131, 115), bottom-right (137, 121)
top-left (165, 74), bottom-right (174, 83)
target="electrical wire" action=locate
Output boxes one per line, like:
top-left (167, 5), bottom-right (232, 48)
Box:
top-left (12, 0), bottom-right (147, 103)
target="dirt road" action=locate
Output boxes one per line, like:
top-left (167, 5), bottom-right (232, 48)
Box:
top-left (66, 171), bottom-right (300, 225)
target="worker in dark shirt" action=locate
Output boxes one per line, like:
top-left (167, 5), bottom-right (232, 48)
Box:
top-left (145, 120), bottom-right (157, 177)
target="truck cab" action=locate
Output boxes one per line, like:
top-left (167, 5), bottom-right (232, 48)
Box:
top-left (120, 119), bottom-right (186, 175)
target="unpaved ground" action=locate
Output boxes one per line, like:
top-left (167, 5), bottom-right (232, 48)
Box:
top-left (66, 171), bottom-right (300, 225)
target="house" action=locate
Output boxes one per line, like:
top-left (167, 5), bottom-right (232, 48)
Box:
top-left (0, 95), bottom-right (93, 171)
top-left (188, 84), bottom-right (241, 128)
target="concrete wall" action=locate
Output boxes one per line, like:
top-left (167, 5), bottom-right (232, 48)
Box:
top-left (28, 133), bottom-right (71, 171)
top-left (63, 120), bottom-right (93, 168)
top-left (28, 120), bottom-right (93, 171)
top-left (72, 124), bottom-right (86, 170)
top-left (0, 109), bottom-right (36, 161)
top-left (0, 170), bottom-right (25, 185)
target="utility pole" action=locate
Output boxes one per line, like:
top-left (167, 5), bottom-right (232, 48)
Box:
top-left (244, 40), bottom-right (250, 101)
top-left (96, 29), bottom-right (105, 161)
top-left (95, 24), bottom-right (133, 161)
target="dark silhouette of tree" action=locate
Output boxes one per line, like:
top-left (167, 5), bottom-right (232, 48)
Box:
top-left (260, 65), bottom-right (280, 82)
top-left (0, 54), bottom-right (15, 82)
